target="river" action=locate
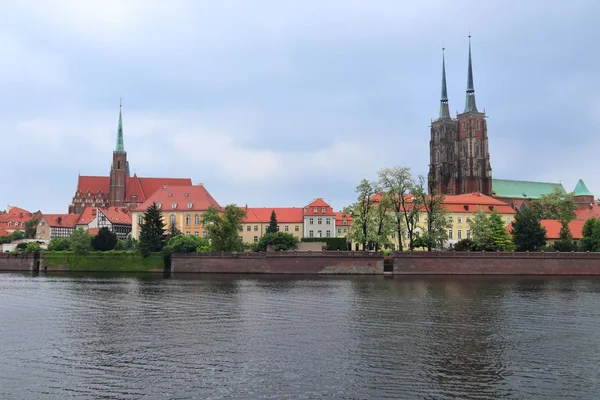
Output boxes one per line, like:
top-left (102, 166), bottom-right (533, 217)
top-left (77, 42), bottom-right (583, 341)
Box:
top-left (1, 273), bottom-right (599, 399)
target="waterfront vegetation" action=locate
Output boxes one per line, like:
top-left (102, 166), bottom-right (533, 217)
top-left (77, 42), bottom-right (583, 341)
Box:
top-left (43, 251), bottom-right (163, 272)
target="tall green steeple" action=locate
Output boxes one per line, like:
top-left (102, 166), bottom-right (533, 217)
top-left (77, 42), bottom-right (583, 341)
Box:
top-left (574, 179), bottom-right (593, 196)
top-left (439, 48), bottom-right (450, 119)
top-left (464, 36), bottom-right (478, 113)
top-left (115, 99), bottom-right (125, 153)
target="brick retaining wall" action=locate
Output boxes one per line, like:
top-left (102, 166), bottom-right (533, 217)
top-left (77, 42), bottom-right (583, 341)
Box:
top-left (172, 251), bottom-right (384, 274)
top-left (393, 251), bottom-right (600, 275)
top-left (0, 253), bottom-right (35, 271)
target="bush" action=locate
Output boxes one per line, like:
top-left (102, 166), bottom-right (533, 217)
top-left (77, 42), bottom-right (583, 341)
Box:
top-left (92, 227), bottom-right (118, 251)
top-left (453, 239), bottom-right (475, 251)
top-left (163, 234), bottom-right (211, 257)
top-left (47, 237), bottom-right (71, 251)
top-left (301, 237), bottom-right (349, 251)
top-left (70, 228), bottom-right (93, 254)
top-left (254, 232), bottom-right (299, 252)
top-left (114, 237), bottom-right (138, 251)
top-left (25, 242), bottom-right (41, 253)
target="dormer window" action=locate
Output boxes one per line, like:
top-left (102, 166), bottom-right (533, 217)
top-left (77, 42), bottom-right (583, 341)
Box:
top-left (168, 193), bottom-right (173, 197)
top-left (156, 203), bottom-right (162, 209)
top-left (463, 205), bottom-right (469, 211)
top-left (172, 202), bottom-right (178, 209)
top-left (321, 208), bottom-right (326, 213)
top-left (187, 202), bottom-right (193, 209)
top-left (313, 208), bottom-right (318, 214)
top-left (184, 193), bottom-right (189, 197)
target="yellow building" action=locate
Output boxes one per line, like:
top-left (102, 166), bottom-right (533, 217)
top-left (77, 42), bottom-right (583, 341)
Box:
top-left (131, 184), bottom-right (220, 240)
top-left (241, 207), bottom-right (304, 244)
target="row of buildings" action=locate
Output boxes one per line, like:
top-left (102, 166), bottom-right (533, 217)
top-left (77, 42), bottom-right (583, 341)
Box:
top-left (3, 39), bottom-right (598, 250)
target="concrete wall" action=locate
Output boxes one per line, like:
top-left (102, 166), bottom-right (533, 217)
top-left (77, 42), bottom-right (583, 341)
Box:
top-left (393, 252), bottom-right (600, 275)
top-left (172, 252), bottom-right (384, 274)
top-left (0, 253), bottom-right (35, 271)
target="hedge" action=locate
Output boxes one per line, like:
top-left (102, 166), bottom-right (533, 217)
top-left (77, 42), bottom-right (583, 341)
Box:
top-left (300, 237), bottom-right (350, 251)
top-left (42, 251), bottom-right (164, 272)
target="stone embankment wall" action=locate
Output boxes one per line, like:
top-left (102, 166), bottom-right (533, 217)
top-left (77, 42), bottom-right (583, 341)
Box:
top-left (0, 253), bottom-right (35, 271)
top-left (172, 251), bottom-right (384, 274)
top-left (393, 251), bottom-right (600, 275)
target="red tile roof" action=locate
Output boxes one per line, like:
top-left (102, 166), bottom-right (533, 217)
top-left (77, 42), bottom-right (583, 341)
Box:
top-left (576, 205), bottom-right (600, 221)
top-left (335, 211), bottom-right (352, 226)
top-left (304, 198), bottom-right (335, 216)
top-left (540, 219), bottom-right (585, 240)
top-left (243, 207), bottom-right (304, 223)
top-left (100, 207), bottom-right (132, 225)
top-left (134, 185), bottom-right (220, 212)
top-left (42, 214), bottom-right (80, 228)
top-left (76, 207), bottom-right (97, 226)
top-left (371, 192), bottom-right (515, 214)
top-left (88, 228), bottom-right (100, 235)
top-left (76, 175), bottom-right (193, 203)
top-left (0, 229), bottom-right (10, 237)
top-left (0, 206), bottom-right (40, 230)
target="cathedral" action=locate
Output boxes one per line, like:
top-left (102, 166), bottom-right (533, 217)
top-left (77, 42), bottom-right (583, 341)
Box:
top-left (429, 38), bottom-right (492, 196)
top-left (68, 105), bottom-right (192, 214)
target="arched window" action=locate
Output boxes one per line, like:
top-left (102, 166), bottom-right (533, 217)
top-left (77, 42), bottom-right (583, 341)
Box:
top-left (186, 214), bottom-right (191, 225)
top-left (194, 214), bottom-right (200, 225)
top-left (169, 214), bottom-right (176, 226)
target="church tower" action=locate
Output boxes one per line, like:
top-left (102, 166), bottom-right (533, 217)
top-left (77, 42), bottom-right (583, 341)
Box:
top-left (429, 49), bottom-right (459, 195)
top-left (429, 38), bottom-right (492, 196)
top-left (455, 37), bottom-right (492, 195)
top-left (109, 102), bottom-right (130, 207)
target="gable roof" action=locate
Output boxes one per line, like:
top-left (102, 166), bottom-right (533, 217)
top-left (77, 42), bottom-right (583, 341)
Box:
top-left (243, 208), bottom-right (304, 224)
top-left (42, 214), bottom-right (80, 228)
top-left (134, 185), bottom-right (220, 212)
top-left (573, 179), bottom-right (593, 197)
top-left (540, 219), bottom-right (585, 240)
top-left (492, 179), bottom-right (565, 199)
top-left (76, 207), bottom-right (97, 226)
top-left (335, 211), bottom-right (352, 226)
top-left (99, 207), bottom-right (132, 225)
top-left (76, 175), bottom-right (193, 203)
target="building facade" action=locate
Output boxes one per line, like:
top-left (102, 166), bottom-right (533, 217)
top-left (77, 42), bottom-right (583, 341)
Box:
top-left (241, 207), bottom-right (304, 244)
top-left (303, 199), bottom-right (337, 239)
top-left (429, 39), bottom-right (492, 196)
top-left (69, 105), bottom-right (192, 214)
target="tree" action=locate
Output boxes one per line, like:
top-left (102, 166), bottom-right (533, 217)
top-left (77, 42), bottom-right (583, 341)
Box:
top-left (414, 175), bottom-right (450, 251)
top-left (139, 202), bottom-right (166, 257)
top-left (346, 179), bottom-right (377, 250)
top-left (203, 205), bottom-right (246, 252)
top-left (11, 230), bottom-right (25, 241)
top-left (23, 218), bottom-right (39, 239)
top-left (530, 188), bottom-right (577, 222)
top-left (489, 212), bottom-right (515, 251)
top-left (70, 228), bottom-right (92, 254)
top-left (167, 222), bottom-right (182, 239)
top-left (91, 227), bottom-right (118, 251)
top-left (554, 221), bottom-right (575, 252)
top-left (511, 207), bottom-right (547, 251)
top-left (378, 166), bottom-right (417, 251)
top-left (370, 193), bottom-right (394, 251)
top-left (580, 218), bottom-right (600, 252)
top-left (254, 232), bottom-right (299, 251)
top-left (47, 237), bottom-right (71, 251)
top-left (413, 235), bottom-right (427, 251)
top-left (471, 211), bottom-right (514, 251)
top-left (165, 234), bottom-right (210, 254)
top-left (25, 242), bottom-right (41, 253)
top-left (453, 238), bottom-right (475, 251)
top-left (266, 210), bottom-right (279, 233)
top-left (114, 237), bottom-right (138, 251)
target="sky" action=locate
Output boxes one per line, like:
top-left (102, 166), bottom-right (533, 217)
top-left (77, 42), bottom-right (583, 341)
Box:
top-left (1, 0), bottom-right (599, 213)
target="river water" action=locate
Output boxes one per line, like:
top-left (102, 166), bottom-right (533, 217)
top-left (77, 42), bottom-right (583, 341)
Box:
top-left (1, 273), bottom-right (600, 399)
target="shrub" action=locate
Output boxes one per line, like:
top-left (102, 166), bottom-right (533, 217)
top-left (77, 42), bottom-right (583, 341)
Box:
top-left (163, 234), bottom-right (210, 256)
top-left (453, 239), bottom-right (475, 251)
top-left (91, 227), bottom-right (118, 251)
top-left (47, 237), bottom-right (71, 251)
top-left (254, 232), bottom-right (299, 251)
top-left (25, 242), bottom-right (41, 253)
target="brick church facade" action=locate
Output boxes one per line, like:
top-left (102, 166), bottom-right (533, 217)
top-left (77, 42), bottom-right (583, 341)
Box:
top-left (429, 38), bottom-right (492, 196)
top-left (69, 106), bottom-right (192, 214)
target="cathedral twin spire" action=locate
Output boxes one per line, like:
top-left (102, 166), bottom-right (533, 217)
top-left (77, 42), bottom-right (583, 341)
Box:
top-left (115, 99), bottom-right (125, 153)
top-left (438, 36), bottom-right (479, 119)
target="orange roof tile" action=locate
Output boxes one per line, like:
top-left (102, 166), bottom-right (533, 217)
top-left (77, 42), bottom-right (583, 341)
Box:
top-left (88, 228), bottom-right (100, 235)
top-left (576, 205), bottom-right (600, 221)
top-left (99, 207), bottom-right (132, 225)
top-left (335, 211), bottom-right (352, 226)
top-left (0, 229), bottom-right (10, 237)
top-left (243, 208), bottom-right (304, 223)
top-left (370, 192), bottom-right (515, 214)
top-left (76, 175), bottom-right (193, 203)
top-left (42, 214), bottom-right (80, 228)
top-left (304, 198), bottom-right (335, 216)
top-left (76, 207), bottom-right (97, 225)
top-left (540, 219), bottom-right (585, 240)
top-left (134, 185), bottom-right (220, 212)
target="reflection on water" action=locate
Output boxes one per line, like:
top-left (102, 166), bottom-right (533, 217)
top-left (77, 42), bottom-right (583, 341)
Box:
top-left (1, 273), bottom-right (600, 399)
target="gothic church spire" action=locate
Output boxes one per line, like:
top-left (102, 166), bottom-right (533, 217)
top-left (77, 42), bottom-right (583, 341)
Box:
top-left (439, 48), bottom-right (450, 119)
top-left (464, 36), bottom-right (478, 113)
top-left (115, 99), bottom-right (125, 152)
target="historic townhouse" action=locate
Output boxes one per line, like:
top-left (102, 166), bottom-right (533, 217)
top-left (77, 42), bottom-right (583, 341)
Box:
top-left (0, 206), bottom-right (41, 235)
top-left (241, 207), bottom-right (304, 244)
top-left (36, 214), bottom-right (80, 241)
top-left (74, 207), bottom-right (133, 238)
top-left (131, 184), bottom-right (221, 240)
top-left (303, 199), bottom-right (337, 239)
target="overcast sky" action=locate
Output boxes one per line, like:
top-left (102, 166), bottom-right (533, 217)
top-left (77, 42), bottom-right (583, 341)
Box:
top-left (1, 1), bottom-right (599, 213)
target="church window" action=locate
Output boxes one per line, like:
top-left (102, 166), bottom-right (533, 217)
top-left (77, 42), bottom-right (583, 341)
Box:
top-left (118, 160), bottom-right (121, 169)
top-left (186, 215), bottom-right (191, 225)
top-left (195, 214), bottom-right (200, 225)
top-left (169, 214), bottom-right (176, 225)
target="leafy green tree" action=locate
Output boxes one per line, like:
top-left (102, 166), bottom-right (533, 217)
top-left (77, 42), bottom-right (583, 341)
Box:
top-left (470, 210), bottom-right (494, 250)
top-left (204, 205), bottom-right (246, 252)
top-left (70, 228), bottom-right (93, 254)
top-left (511, 207), bottom-right (547, 251)
top-left (378, 166), bottom-right (417, 251)
top-left (11, 230), bottom-right (25, 241)
top-left (489, 212), bottom-right (515, 251)
top-left (370, 193), bottom-right (394, 251)
top-left (453, 238), bottom-right (475, 251)
top-left (47, 237), bottom-right (71, 251)
top-left (164, 234), bottom-right (210, 254)
top-left (114, 237), bottom-right (138, 251)
top-left (414, 175), bottom-right (450, 251)
top-left (554, 221), bottom-right (576, 252)
top-left (24, 218), bottom-right (39, 239)
top-left (25, 242), bottom-right (41, 253)
top-left (266, 210), bottom-right (279, 233)
top-left (346, 179), bottom-right (377, 250)
top-left (530, 188), bottom-right (577, 222)
top-left (91, 227), bottom-right (118, 251)
top-left (139, 202), bottom-right (166, 257)
top-left (254, 232), bottom-right (299, 251)
top-left (580, 218), bottom-right (600, 252)
top-left (413, 235), bottom-right (427, 251)
top-left (16, 242), bottom-right (28, 251)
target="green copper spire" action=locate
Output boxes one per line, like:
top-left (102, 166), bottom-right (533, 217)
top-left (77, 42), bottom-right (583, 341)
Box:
top-left (464, 36), bottom-right (478, 113)
top-left (439, 48), bottom-right (450, 119)
top-left (115, 99), bottom-right (125, 152)
top-left (573, 179), bottom-right (593, 196)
